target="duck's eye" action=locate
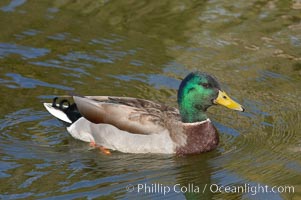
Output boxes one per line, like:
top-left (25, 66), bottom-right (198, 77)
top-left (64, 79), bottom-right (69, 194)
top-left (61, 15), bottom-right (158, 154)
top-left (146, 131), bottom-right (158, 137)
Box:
top-left (201, 83), bottom-right (210, 88)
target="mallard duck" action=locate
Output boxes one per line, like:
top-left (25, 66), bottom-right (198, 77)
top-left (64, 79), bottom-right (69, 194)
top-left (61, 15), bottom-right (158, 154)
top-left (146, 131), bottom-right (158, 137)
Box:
top-left (43, 72), bottom-right (244, 155)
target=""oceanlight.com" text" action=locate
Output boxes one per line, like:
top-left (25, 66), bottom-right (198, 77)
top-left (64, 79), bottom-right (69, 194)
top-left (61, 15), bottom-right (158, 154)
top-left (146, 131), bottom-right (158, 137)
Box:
top-left (126, 183), bottom-right (295, 196)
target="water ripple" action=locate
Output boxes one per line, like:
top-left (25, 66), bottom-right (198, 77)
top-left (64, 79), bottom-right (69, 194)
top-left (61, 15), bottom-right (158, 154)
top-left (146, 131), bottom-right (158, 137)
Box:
top-left (0, 43), bottom-right (50, 59)
top-left (0, 0), bottom-right (27, 12)
top-left (2, 73), bottom-right (73, 90)
top-left (111, 73), bottom-right (180, 89)
top-left (59, 52), bottom-right (113, 64)
top-left (0, 161), bottom-right (21, 178)
top-left (30, 60), bottom-right (91, 75)
top-left (47, 33), bottom-right (69, 41)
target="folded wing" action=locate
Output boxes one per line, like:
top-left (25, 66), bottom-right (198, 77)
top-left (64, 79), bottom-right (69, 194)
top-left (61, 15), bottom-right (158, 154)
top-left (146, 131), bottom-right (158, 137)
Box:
top-left (73, 96), bottom-right (180, 134)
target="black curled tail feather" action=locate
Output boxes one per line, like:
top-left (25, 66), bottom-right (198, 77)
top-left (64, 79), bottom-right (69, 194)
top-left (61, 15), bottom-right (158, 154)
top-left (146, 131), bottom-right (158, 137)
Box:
top-left (52, 97), bottom-right (82, 123)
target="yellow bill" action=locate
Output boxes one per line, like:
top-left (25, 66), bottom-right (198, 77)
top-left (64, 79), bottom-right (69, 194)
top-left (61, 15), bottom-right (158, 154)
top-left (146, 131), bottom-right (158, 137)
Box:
top-left (213, 90), bottom-right (245, 112)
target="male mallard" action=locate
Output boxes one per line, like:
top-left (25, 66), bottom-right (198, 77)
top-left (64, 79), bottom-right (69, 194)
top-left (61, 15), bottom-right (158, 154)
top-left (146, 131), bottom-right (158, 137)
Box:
top-left (43, 72), bottom-right (244, 155)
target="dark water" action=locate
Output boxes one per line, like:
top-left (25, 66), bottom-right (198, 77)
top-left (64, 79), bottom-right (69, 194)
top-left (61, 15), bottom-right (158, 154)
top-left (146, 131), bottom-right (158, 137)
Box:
top-left (0, 0), bottom-right (300, 199)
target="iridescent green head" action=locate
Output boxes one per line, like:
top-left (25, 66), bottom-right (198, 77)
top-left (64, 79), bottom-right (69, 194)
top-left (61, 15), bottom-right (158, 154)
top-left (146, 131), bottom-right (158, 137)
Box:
top-left (177, 72), bottom-right (244, 123)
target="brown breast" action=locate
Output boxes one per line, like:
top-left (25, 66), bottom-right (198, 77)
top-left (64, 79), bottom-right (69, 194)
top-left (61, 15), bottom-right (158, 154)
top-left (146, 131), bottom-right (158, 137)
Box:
top-left (176, 121), bottom-right (219, 155)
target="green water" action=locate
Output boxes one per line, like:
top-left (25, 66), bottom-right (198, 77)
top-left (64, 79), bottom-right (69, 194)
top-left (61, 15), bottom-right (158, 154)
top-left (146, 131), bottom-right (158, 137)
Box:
top-left (0, 0), bottom-right (300, 199)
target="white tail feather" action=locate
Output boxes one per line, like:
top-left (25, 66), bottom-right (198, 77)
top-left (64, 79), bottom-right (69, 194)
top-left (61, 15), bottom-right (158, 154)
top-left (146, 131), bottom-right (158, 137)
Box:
top-left (43, 103), bottom-right (72, 123)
